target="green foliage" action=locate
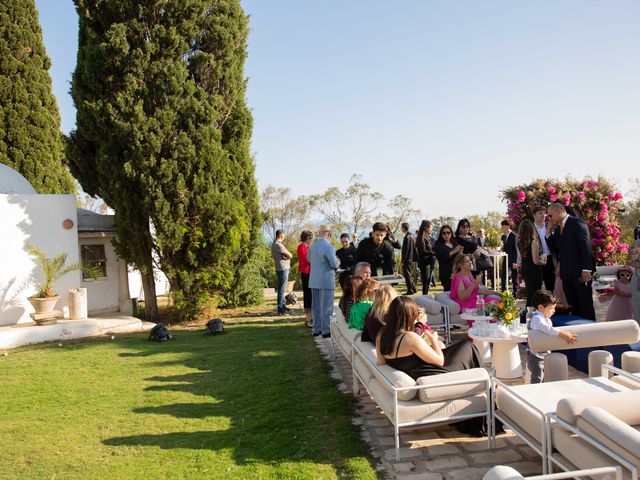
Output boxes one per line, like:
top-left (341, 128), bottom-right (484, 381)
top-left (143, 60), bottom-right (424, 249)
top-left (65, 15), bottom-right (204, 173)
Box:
top-left (217, 242), bottom-right (271, 308)
top-left (0, 0), bottom-right (75, 193)
top-left (68, 1), bottom-right (261, 320)
top-left (27, 244), bottom-right (98, 297)
top-left (486, 291), bottom-right (520, 326)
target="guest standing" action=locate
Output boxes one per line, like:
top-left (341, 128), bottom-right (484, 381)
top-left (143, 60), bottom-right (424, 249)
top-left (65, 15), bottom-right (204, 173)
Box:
top-left (416, 220), bottom-right (437, 295)
top-left (605, 266), bottom-right (636, 321)
top-left (297, 230), bottom-right (314, 327)
top-left (400, 222), bottom-right (418, 294)
top-left (501, 220), bottom-right (519, 296)
top-left (546, 203), bottom-right (595, 320)
top-left (627, 241), bottom-right (640, 322)
top-left (356, 222), bottom-right (395, 276)
top-left (271, 229), bottom-right (293, 316)
top-left (517, 220), bottom-right (547, 307)
top-left (308, 225), bottom-right (340, 338)
top-left (532, 206), bottom-right (556, 291)
top-left (434, 224), bottom-right (463, 292)
top-left (336, 233), bottom-right (357, 272)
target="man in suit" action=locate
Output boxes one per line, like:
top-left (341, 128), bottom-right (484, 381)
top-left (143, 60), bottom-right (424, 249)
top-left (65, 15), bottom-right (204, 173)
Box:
top-left (531, 205), bottom-right (556, 292)
top-left (501, 220), bottom-right (518, 296)
top-left (546, 202), bottom-right (595, 320)
top-left (400, 222), bottom-right (417, 294)
top-left (308, 225), bottom-right (341, 338)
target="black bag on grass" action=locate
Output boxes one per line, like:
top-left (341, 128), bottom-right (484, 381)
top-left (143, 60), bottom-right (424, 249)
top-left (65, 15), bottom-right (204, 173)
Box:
top-left (149, 323), bottom-right (173, 342)
top-left (205, 318), bottom-right (224, 335)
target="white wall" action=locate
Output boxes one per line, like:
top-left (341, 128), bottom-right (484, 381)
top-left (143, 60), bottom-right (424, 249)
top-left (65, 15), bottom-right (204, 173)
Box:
top-left (0, 194), bottom-right (81, 326)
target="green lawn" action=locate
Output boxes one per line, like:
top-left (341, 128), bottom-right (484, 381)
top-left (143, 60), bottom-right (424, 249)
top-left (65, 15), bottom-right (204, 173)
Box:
top-left (0, 315), bottom-right (378, 479)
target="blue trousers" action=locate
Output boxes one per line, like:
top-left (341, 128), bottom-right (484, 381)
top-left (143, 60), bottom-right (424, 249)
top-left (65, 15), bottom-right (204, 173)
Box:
top-left (311, 288), bottom-right (335, 335)
top-left (276, 269), bottom-right (289, 312)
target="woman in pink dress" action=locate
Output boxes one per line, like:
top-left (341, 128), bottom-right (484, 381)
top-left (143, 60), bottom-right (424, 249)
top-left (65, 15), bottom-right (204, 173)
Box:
top-left (297, 230), bottom-right (314, 327)
top-left (450, 254), bottom-right (500, 311)
top-left (605, 266), bottom-right (636, 321)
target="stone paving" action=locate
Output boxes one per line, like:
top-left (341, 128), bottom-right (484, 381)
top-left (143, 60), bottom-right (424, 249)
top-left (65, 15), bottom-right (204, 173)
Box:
top-left (314, 295), bottom-right (613, 480)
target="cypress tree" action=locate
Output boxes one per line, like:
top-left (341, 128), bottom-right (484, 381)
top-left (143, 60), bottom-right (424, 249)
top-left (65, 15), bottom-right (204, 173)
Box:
top-left (68, 1), bottom-right (260, 320)
top-left (0, 0), bottom-right (75, 193)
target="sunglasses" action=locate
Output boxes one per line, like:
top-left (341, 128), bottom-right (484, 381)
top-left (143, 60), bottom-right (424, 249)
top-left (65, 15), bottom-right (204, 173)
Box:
top-left (619, 272), bottom-right (632, 278)
top-left (442, 231), bottom-right (452, 235)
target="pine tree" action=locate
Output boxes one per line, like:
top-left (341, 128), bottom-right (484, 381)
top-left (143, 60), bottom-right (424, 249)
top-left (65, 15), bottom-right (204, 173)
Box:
top-left (69, 1), bottom-right (260, 320)
top-left (0, 0), bottom-right (75, 193)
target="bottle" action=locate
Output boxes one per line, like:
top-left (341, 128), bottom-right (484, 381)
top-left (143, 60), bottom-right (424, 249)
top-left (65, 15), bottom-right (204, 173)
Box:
top-left (476, 294), bottom-right (485, 317)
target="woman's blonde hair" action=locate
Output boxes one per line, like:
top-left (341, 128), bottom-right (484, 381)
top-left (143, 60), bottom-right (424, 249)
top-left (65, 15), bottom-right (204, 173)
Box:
top-left (452, 253), bottom-right (471, 276)
top-left (370, 285), bottom-right (398, 321)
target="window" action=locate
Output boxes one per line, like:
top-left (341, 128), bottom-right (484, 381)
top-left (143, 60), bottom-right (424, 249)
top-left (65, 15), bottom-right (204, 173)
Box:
top-left (81, 245), bottom-right (107, 279)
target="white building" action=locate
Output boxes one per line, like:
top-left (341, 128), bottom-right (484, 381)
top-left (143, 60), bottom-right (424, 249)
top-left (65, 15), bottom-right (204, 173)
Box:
top-left (0, 163), bottom-right (168, 327)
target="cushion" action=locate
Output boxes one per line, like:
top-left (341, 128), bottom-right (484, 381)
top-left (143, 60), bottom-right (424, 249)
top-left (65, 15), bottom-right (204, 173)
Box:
top-left (528, 320), bottom-right (640, 353)
top-left (496, 377), bottom-right (629, 444)
top-left (551, 427), bottom-right (621, 475)
top-left (416, 368), bottom-right (488, 403)
top-left (413, 295), bottom-right (442, 315)
top-left (577, 407), bottom-right (640, 466)
top-left (434, 292), bottom-right (461, 315)
top-left (556, 389), bottom-right (639, 426)
top-left (482, 465), bottom-right (524, 480)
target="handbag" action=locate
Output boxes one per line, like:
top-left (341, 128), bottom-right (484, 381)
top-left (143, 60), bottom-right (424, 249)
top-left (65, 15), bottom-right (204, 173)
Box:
top-left (474, 255), bottom-right (494, 272)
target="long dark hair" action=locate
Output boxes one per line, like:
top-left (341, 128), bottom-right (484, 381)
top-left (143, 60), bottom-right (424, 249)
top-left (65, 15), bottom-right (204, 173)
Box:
top-left (455, 218), bottom-right (471, 237)
top-left (378, 297), bottom-right (419, 356)
top-left (436, 224), bottom-right (457, 246)
top-left (416, 220), bottom-right (432, 251)
top-left (517, 219), bottom-right (537, 258)
top-left (342, 275), bottom-right (363, 301)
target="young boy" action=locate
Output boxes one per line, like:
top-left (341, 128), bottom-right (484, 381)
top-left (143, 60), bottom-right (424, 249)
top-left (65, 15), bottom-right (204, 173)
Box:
top-left (527, 290), bottom-right (577, 383)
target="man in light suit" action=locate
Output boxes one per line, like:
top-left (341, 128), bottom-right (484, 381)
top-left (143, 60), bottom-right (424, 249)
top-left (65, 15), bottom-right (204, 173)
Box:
top-left (308, 224), bottom-right (340, 338)
top-left (546, 203), bottom-right (595, 320)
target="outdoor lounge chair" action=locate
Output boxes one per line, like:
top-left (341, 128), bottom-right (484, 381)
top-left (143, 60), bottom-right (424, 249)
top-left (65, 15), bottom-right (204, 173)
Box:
top-left (483, 465), bottom-right (622, 480)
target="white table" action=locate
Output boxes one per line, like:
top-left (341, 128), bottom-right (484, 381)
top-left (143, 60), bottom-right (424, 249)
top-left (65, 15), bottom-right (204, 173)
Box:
top-left (468, 329), bottom-right (527, 379)
top-left (460, 313), bottom-right (494, 364)
top-left (372, 274), bottom-right (405, 285)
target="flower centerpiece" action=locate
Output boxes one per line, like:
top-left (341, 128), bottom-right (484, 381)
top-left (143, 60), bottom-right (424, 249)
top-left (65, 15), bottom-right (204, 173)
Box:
top-left (486, 291), bottom-right (520, 327)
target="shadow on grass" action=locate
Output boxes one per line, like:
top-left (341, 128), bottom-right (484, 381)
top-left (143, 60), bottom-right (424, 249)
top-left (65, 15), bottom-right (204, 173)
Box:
top-left (103, 325), bottom-right (371, 472)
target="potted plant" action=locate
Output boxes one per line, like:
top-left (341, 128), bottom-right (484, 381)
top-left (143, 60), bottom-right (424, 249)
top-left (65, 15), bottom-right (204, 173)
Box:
top-left (27, 245), bottom-right (98, 317)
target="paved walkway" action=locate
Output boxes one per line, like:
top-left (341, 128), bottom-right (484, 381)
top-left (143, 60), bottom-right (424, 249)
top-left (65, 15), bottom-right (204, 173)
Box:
top-left (314, 295), bottom-right (614, 480)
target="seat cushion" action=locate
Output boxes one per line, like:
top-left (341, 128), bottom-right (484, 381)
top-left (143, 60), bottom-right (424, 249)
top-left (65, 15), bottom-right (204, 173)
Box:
top-left (577, 407), bottom-right (640, 468)
top-left (416, 368), bottom-right (489, 403)
top-left (434, 292), bottom-right (461, 315)
top-left (551, 427), bottom-right (622, 475)
top-left (556, 389), bottom-right (640, 426)
top-left (496, 377), bottom-right (629, 444)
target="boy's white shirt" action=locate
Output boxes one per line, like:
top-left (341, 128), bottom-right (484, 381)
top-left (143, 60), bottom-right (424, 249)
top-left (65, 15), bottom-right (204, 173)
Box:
top-left (529, 311), bottom-right (560, 336)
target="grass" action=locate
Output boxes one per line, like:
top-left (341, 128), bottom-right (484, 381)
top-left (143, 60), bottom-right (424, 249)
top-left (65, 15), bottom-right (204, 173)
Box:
top-left (0, 310), bottom-right (379, 479)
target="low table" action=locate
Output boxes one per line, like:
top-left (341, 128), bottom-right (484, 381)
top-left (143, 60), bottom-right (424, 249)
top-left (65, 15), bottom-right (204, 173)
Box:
top-left (461, 313), bottom-right (494, 364)
top-left (468, 328), bottom-right (527, 379)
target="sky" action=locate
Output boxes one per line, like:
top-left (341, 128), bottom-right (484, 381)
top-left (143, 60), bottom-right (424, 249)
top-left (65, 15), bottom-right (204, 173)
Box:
top-left (35, 0), bottom-right (639, 220)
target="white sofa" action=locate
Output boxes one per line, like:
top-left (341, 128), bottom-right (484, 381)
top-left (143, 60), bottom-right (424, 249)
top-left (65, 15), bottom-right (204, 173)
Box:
top-left (330, 306), bottom-right (492, 461)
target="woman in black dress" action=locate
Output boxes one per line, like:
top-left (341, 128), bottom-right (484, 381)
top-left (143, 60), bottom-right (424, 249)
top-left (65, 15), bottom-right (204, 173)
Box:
top-left (416, 220), bottom-right (436, 295)
top-left (376, 297), bottom-right (481, 379)
top-left (517, 219), bottom-right (547, 306)
top-left (434, 224), bottom-right (464, 292)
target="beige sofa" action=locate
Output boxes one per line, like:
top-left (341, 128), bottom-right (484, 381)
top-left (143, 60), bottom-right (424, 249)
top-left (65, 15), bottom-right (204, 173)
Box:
top-left (483, 465), bottom-right (622, 480)
top-left (412, 295), bottom-right (451, 343)
top-left (546, 385), bottom-right (640, 480)
top-left (330, 306), bottom-right (492, 461)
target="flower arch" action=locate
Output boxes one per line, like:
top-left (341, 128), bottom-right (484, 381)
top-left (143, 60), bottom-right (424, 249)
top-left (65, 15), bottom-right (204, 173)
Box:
top-left (502, 177), bottom-right (627, 265)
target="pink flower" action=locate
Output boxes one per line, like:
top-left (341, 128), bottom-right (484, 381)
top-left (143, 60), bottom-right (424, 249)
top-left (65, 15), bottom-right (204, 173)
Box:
top-left (563, 193), bottom-right (571, 206)
top-left (597, 214), bottom-right (605, 222)
top-left (576, 191), bottom-right (586, 200)
top-left (517, 191), bottom-right (526, 203)
top-left (618, 243), bottom-right (629, 252)
top-left (609, 192), bottom-right (623, 201)
top-left (549, 193), bottom-right (557, 202)
top-left (548, 186), bottom-right (557, 194)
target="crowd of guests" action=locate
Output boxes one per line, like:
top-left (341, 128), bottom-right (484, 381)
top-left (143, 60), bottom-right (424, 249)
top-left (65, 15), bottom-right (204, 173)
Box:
top-left (271, 208), bottom-right (640, 345)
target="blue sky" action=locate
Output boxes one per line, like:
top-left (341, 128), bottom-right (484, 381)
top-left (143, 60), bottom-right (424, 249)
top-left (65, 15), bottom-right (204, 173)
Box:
top-left (35, 0), bottom-right (639, 219)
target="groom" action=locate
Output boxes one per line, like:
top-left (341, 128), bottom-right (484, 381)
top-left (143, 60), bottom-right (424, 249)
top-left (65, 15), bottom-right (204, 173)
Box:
top-left (546, 203), bottom-right (595, 320)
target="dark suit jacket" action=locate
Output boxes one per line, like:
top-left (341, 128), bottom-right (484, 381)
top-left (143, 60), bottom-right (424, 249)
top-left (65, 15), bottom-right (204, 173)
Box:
top-left (502, 231), bottom-right (518, 265)
top-left (548, 216), bottom-right (594, 280)
top-left (401, 232), bottom-right (417, 262)
top-left (356, 237), bottom-right (395, 275)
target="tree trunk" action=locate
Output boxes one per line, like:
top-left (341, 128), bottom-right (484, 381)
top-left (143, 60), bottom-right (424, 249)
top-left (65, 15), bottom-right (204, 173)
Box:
top-left (140, 255), bottom-right (158, 322)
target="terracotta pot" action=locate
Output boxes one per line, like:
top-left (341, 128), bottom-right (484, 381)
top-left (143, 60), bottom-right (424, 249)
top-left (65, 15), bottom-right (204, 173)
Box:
top-left (28, 296), bottom-right (60, 314)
